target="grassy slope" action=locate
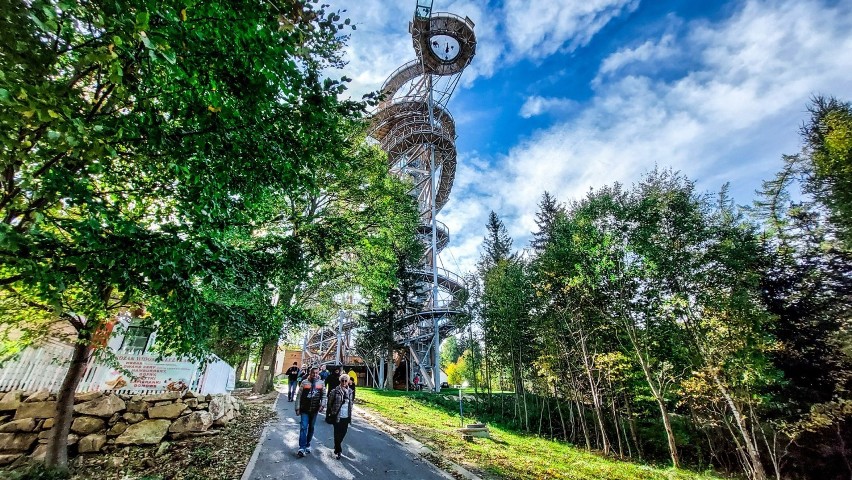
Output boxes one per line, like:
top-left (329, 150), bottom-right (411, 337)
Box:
top-left (357, 388), bottom-right (724, 480)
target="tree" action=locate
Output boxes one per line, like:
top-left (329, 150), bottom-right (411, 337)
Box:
top-left (800, 96), bottom-right (852, 248)
top-left (477, 211), bottom-right (513, 273)
top-left (751, 97), bottom-right (852, 478)
top-left (247, 129), bottom-right (422, 394)
top-left (441, 335), bottom-right (463, 369)
top-left (530, 191), bottom-right (563, 254)
top-left (0, 0), bottom-right (361, 467)
top-left (356, 232), bottom-right (425, 389)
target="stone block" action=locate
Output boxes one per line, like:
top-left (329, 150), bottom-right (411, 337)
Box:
top-left (142, 391), bottom-right (181, 402)
top-left (0, 453), bottom-right (23, 466)
top-left (169, 411), bottom-right (212, 433)
top-left (185, 398), bottom-right (199, 408)
top-left (0, 432), bottom-right (38, 451)
top-left (107, 422), bottom-right (128, 436)
top-left (126, 400), bottom-right (148, 414)
top-left (147, 403), bottom-right (187, 419)
top-left (208, 396), bottom-right (226, 420)
top-left (74, 395), bottom-right (126, 418)
top-left (0, 390), bottom-right (23, 405)
top-left (30, 444), bottom-right (47, 461)
top-left (78, 434), bottom-right (107, 453)
top-left (14, 401), bottom-right (57, 419)
top-left (123, 413), bottom-right (145, 424)
top-left (154, 401), bottom-right (173, 407)
top-left (0, 418), bottom-right (37, 433)
top-left (71, 416), bottom-right (105, 435)
top-left (24, 390), bottom-right (50, 403)
top-left (115, 420), bottom-right (171, 445)
top-left (74, 391), bottom-right (104, 404)
top-left (42, 418), bottom-right (55, 429)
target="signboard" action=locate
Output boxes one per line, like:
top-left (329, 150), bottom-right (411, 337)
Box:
top-left (101, 355), bottom-right (199, 392)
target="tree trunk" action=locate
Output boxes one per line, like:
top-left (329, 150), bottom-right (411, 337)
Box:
top-left (45, 330), bottom-right (92, 468)
top-left (624, 394), bottom-right (643, 459)
top-left (631, 333), bottom-right (680, 468)
top-left (712, 372), bottom-right (767, 480)
top-left (553, 383), bottom-right (568, 442)
top-left (252, 339), bottom-right (277, 394)
top-left (236, 357), bottom-right (247, 382)
top-left (578, 333), bottom-right (610, 455)
top-left (386, 346), bottom-right (395, 390)
top-left (610, 389), bottom-right (624, 458)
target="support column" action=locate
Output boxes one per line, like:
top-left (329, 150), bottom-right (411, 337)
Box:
top-left (427, 73), bottom-right (441, 393)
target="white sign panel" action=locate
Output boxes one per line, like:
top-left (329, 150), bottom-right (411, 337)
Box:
top-left (101, 355), bottom-right (199, 392)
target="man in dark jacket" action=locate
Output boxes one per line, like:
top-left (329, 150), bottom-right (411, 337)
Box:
top-left (294, 367), bottom-right (325, 457)
top-left (285, 362), bottom-right (300, 402)
top-left (326, 366), bottom-right (341, 396)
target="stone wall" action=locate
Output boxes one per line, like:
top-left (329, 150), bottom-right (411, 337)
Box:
top-left (0, 389), bottom-right (242, 468)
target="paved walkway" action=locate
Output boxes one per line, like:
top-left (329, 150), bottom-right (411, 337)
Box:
top-left (241, 393), bottom-right (453, 480)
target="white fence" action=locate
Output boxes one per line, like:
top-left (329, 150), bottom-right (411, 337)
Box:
top-left (0, 343), bottom-right (234, 394)
top-left (0, 340), bottom-right (74, 393)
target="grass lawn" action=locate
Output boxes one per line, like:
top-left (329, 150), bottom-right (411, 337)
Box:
top-left (357, 388), bottom-right (726, 480)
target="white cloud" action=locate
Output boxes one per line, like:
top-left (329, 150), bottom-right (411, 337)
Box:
top-left (502, 0), bottom-right (640, 60)
top-left (326, 0), bottom-right (636, 96)
top-left (442, 0), bottom-right (852, 275)
top-left (519, 96), bottom-right (577, 118)
top-left (596, 33), bottom-right (677, 80)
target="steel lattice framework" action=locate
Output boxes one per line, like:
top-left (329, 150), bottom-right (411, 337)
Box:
top-left (302, 1), bottom-right (475, 392)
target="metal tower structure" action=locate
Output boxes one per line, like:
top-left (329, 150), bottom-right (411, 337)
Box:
top-left (301, 1), bottom-right (475, 392)
top-left (368, 0), bottom-right (476, 392)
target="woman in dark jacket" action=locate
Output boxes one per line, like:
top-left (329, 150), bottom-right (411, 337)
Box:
top-left (326, 373), bottom-right (355, 459)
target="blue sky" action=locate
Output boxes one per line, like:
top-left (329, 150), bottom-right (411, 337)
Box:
top-left (326, 0), bottom-right (852, 275)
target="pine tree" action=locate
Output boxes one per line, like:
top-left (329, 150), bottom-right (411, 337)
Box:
top-left (478, 211), bottom-right (514, 273)
top-left (530, 191), bottom-right (563, 253)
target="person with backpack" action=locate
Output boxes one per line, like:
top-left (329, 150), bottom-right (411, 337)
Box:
top-left (294, 366), bottom-right (325, 457)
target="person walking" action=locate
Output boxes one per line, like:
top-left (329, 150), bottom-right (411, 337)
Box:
top-left (294, 366), bottom-right (325, 457)
top-left (413, 372), bottom-right (421, 391)
top-left (326, 366), bottom-right (342, 396)
top-left (326, 373), bottom-right (356, 459)
top-left (319, 364), bottom-right (330, 381)
top-left (285, 362), bottom-right (300, 402)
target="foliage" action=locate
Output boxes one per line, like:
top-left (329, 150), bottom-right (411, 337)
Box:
top-left (358, 387), bottom-right (721, 480)
top-left (440, 335), bottom-right (463, 369)
top-left (0, 0), bottom-right (383, 465)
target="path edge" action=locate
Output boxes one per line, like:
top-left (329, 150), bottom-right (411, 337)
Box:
top-left (240, 392), bottom-right (280, 480)
top-left (353, 405), bottom-right (483, 480)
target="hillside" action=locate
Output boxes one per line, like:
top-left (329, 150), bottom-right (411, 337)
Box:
top-left (358, 388), bottom-right (725, 480)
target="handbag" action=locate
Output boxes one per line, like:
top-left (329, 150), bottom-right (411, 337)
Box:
top-left (325, 412), bottom-right (336, 424)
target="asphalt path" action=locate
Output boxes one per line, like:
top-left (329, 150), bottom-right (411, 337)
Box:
top-left (241, 392), bottom-right (452, 480)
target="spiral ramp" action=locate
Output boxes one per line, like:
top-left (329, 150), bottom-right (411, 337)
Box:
top-left (370, 6), bottom-right (476, 391)
top-left (301, 5), bottom-right (475, 392)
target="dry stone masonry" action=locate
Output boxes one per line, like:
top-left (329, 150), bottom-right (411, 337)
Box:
top-left (0, 389), bottom-right (242, 468)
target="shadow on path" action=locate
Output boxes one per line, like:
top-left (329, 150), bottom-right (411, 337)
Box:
top-left (242, 392), bottom-right (451, 480)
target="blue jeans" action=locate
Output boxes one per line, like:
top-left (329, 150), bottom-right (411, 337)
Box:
top-left (288, 380), bottom-right (298, 401)
top-left (299, 412), bottom-right (318, 450)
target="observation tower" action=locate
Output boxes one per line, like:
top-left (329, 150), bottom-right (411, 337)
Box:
top-left (301, 1), bottom-right (475, 393)
top-left (369, 0), bottom-right (476, 392)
